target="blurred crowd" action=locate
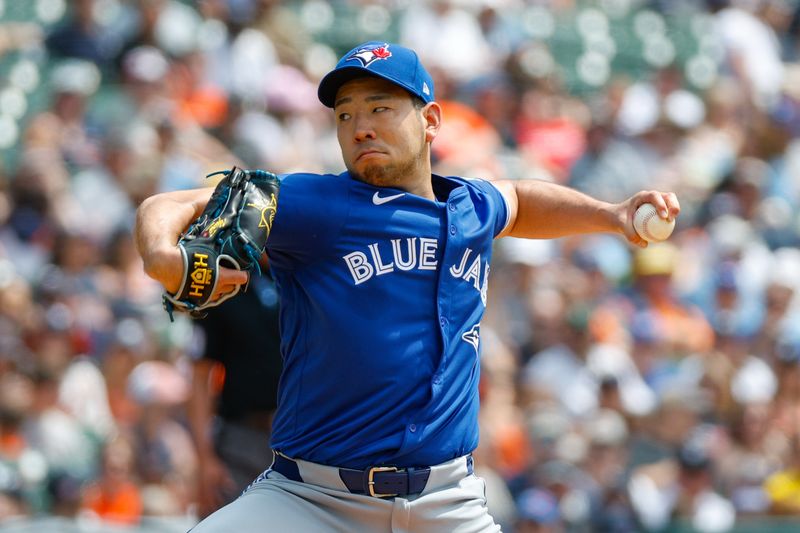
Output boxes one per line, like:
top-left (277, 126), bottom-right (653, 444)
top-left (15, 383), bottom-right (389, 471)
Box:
top-left (1, 0), bottom-right (800, 531)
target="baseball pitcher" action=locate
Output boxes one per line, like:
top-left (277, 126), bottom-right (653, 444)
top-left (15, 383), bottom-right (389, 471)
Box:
top-left (135, 41), bottom-right (680, 532)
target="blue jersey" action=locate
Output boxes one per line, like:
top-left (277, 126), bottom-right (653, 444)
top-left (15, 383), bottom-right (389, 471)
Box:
top-left (265, 171), bottom-right (510, 469)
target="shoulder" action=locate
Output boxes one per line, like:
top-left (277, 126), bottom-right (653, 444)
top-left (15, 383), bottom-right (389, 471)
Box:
top-left (446, 175), bottom-right (508, 206)
top-left (279, 171), bottom-right (347, 188)
top-left (447, 175), bottom-right (501, 192)
top-left (442, 175), bottom-right (511, 237)
top-left (276, 171), bottom-right (351, 205)
top-left (267, 171), bottom-right (351, 257)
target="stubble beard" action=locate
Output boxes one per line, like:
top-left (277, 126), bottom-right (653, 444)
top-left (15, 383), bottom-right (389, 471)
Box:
top-left (349, 148), bottom-right (425, 189)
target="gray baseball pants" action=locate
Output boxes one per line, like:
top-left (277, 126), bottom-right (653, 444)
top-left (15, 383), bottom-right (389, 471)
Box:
top-left (189, 454), bottom-right (501, 532)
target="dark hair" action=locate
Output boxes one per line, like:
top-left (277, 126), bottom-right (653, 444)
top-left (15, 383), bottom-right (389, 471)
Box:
top-left (412, 96), bottom-right (426, 109)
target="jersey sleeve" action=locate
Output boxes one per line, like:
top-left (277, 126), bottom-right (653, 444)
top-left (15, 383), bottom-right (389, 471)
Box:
top-left (266, 172), bottom-right (349, 265)
top-left (463, 178), bottom-right (511, 238)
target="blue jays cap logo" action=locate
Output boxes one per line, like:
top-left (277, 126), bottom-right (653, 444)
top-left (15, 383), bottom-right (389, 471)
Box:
top-left (318, 42), bottom-right (433, 107)
top-left (347, 43), bottom-right (392, 68)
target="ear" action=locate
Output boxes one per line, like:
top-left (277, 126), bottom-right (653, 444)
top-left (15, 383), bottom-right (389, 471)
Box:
top-left (421, 102), bottom-right (442, 143)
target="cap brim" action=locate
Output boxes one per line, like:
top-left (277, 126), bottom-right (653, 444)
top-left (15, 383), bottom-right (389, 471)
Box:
top-left (318, 66), bottom-right (377, 108)
top-left (318, 66), bottom-right (421, 108)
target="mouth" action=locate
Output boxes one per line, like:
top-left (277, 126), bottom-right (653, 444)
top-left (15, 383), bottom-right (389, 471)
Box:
top-left (356, 150), bottom-right (385, 162)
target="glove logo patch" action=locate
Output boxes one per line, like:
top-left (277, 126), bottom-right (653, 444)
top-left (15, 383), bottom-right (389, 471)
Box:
top-left (189, 253), bottom-right (213, 298)
top-left (248, 193), bottom-right (278, 233)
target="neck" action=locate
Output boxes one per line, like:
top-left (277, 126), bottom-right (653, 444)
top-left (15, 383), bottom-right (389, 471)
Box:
top-left (352, 154), bottom-right (436, 201)
top-left (402, 172), bottom-right (436, 200)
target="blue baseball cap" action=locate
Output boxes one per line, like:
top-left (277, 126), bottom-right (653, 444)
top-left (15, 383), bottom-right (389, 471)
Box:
top-left (318, 41), bottom-right (435, 108)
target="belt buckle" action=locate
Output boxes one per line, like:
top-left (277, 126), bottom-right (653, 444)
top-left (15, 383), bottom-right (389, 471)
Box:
top-left (367, 466), bottom-right (399, 498)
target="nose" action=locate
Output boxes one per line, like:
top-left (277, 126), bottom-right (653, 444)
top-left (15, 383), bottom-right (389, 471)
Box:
top-left (352, 115), bottom-right (376, 143)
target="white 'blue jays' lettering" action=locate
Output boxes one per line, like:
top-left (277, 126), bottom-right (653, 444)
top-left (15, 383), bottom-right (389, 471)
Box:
top-left (345, 242), bottom-right (491, 305)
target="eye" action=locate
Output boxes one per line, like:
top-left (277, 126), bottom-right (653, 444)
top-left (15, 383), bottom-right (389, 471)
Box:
top-left (373, 106), bottom-right (388, 113)
top-left (338, 112), bottom-right (351, 122)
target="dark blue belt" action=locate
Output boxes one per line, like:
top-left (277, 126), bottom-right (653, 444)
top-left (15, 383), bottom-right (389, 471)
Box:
top-left (271, 454), bottom-right (433, 498)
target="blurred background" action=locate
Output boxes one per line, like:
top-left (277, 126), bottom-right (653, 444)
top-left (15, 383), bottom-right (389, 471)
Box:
top-left (1, 0), bottom-right (800, 531)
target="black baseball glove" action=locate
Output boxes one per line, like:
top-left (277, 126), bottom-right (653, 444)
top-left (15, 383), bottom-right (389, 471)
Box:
top-left (163, 167), bottom-right (280, 320)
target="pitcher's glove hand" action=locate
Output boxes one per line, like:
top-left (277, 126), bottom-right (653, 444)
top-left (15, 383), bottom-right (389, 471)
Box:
top-left (163, 167), bottom-right (280, 320)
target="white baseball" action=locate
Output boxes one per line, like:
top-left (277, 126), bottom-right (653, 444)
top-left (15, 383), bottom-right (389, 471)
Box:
top-left (633, 203), bottom-right (675, 242)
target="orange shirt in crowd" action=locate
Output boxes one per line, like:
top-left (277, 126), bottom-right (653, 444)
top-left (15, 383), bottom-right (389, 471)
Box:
top-left (82, 481), bottom-right (143, 525)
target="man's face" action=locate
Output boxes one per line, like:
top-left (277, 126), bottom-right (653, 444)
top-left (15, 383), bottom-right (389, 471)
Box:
top-left (334, 77), bottom-right (427, 188)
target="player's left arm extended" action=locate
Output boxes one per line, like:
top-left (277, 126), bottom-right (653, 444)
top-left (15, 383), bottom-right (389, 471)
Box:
top-left (492, 179), bottom-right (679, 247)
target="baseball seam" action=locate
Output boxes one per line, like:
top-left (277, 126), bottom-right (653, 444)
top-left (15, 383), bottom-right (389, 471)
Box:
top-left (642, 210), bottom-right (657, 240)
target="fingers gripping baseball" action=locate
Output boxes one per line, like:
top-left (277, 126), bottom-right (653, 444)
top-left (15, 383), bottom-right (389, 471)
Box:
top-left (623, 191), bottom-right (680, 247)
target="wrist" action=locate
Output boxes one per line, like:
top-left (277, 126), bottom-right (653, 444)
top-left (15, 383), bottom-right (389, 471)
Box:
top-left (145, 245), bottom-right (184, 293)
top-left (605, 202), bottom-right (627, 235)
top-left (591, 201), bottom-right (619, 234)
